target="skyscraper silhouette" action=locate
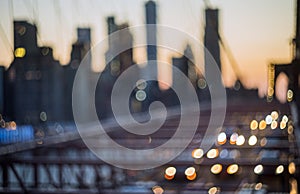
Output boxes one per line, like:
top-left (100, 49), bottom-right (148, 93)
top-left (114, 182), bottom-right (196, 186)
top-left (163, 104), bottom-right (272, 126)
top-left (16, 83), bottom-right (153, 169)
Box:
top-left (204, 9), bottom-right (221, 77)
top-left (142, 0), bottom-right (159, 111)
top-left (146, 0), bottom-right (157, 64)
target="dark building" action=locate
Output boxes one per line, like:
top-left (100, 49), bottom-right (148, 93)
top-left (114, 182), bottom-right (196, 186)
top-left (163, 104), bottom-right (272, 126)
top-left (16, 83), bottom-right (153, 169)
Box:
top-left (1, 4), bottom-right (264, 125)
top-left (39, 47), bottom-right (64, 122)
top-left (63, 28), bottom-right (92, 122)
top-left (145, 0), bottom-right (157, 63)
top-left (0, 66), bottom-right (4, 115)
top-left (96, 16), bottom-right (135, 118)
top-left (4, 21), bottom-right (93, 124)
top-left (138, 1), bottom-right (161, 112)
top-left (166, 46), bottom-right (193, 107)
top-left (204, 9), bottom-right (221, 75)
top-left (144, 0), bottom-right (158, 82)
top-left (13, 21), bottom-right (39, 57)
top-left (173, 55), bottom-right (188, 78)
top-left (105, 18), bottom-right (133, 76)
top-left (172, 45), bottom-right (196, 87)
top-left (184, 45), bottom-right (199, 88)
top-left (169, 45), bottom-right (209, 105)
top-left (6, 21), bottom-right (42, 124)
top-left (5, 21), bottom-right (66, 124)
top-left (172, 45), bottom-right (198, 82)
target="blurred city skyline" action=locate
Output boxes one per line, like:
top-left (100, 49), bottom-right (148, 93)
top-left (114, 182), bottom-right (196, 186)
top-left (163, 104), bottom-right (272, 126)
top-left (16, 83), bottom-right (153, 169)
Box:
top-left (0, 0), bottom-right (295, 96)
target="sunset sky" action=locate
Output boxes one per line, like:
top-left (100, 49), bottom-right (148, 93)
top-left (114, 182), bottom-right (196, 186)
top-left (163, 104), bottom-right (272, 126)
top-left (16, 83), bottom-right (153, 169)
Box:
top-left (0, 0), bottom-right (295, 96)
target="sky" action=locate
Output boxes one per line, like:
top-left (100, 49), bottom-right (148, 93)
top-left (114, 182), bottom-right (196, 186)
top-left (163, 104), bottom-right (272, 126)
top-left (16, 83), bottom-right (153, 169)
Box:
top-left (0, 0), bottom-right (295, 96)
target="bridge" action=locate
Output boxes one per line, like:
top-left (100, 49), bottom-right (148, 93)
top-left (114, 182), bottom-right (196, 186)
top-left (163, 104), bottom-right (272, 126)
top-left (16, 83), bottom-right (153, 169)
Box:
top-left (0, 100), bottom-right (298, 194)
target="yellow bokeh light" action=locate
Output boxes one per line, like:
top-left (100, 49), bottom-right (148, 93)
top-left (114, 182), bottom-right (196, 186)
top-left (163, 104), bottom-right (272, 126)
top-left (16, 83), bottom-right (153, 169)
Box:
top-left (152, 186), bottom-right (164, 194)
top-left (236, 135), bottom-right (245, 146)
top-left (192, 148), bottom-right (204, 159)
top-left (287, 90), bottom-right (293, 102)
top-left (165, 167), bottom-right (176, 177)
top-left (185, 167), bottom-right (196, 176)
top-left (217, 132), bottom-right (227, 145)
top-left (14, 47), bottom-right (26, 58)
top-left (227, 164), bottom-right (239, 174)
top-left (271, 121), bottom-right (278, 130)
top-left (276, 165), bottom-right (284, 174)
top-left (211, 164), bottom-right (222, 174)
top-left (185, 167), bottom-right (197, 181)
top-left (259, 120), bottom-right (267, 130)
top-left (255, 183), bottom-right (263, 190)
top-left (271, 111), bottom-right (279, 120)
top-left (208, 187), bottom-right (218, 194)
top-left (280, 121), bottom-right (286, 129)
top-left (250, 120), bottom-right (258, 130)
top-left (207, 149), bottom-right (219, 159)
top-left (289, 162), bottom-right (296, 174)
top-left (282, 115), bottom-right (288, 123)
top-left (165, 166), bottom-right (176, 180)
top-left (254, 164), bottom-right (263, 174)
top-left (230, 133), bottom-right (238, 145)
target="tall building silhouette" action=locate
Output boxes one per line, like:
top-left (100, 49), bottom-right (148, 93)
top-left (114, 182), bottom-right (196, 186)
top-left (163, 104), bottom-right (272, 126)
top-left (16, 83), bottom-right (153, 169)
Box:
top-left (168, 45), bottom-right (194, 107)
top-left (96, 16), bottom-right (135, 118)
top-left (204, 9), bottom-right (221, 77)
top-left (105, 17), bottom-right (133, 77)
top-left (140, 1), bottom-right (161, 112)
top-left (145, 0), bottom-right (157, 81)
top-left (6, 21), bottom-right (41, 124)
top-left (7, 24), bottom-right (93, 124)
top-left (5, 21), bottom-right (64, 124)
top-left (40, 47), bottom-right (64, 122)
top-left (146, 0), bottom-right (157, 62)
top-left (64, 28), bottom-right (92, 122)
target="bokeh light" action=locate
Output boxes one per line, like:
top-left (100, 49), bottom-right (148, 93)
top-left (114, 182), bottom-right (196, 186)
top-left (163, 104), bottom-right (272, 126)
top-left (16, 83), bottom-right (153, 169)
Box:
top-left (254, 164), bottom-right (263, 174)
top-left (152, 186), bottom-right (164, 194)
top-left (236, 135), bottom-right (245, 146)
top-left (271, 120), bottom-right (278, 129)
top-left (265, 115), bottom-right (272, 125)
top-left (230, 133), bottom-right (238, 145)
top-left (207, 149), bottom-right (219, 159)
top-left (217, 132), bottom-right (227, 145)
top-left (185, 167), bottom-right (197, 181)
top-left (208, 187), bottom-right (219, 194)
top-left (288, 162), bottom-right (296, 174)
top-left (250, 120), bottom-right (258, 130)
top-left (248, 135), bottom-right (257, 146)
top-left (227, 164), bottom-right (239, 175)
top-left (259, 120), bottom-right (267, 130)
top-left (276, 165), bottom-right (284, 174)
top-left (211, 164), bottom-right (222, 174)
top-left (192, 148), bottom-right (204, 159)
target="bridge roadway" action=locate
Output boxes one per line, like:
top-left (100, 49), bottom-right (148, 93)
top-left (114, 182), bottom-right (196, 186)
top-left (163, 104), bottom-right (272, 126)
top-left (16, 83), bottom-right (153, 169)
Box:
top-left (0, 100), bottom-right (298, 193)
